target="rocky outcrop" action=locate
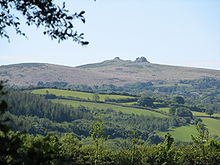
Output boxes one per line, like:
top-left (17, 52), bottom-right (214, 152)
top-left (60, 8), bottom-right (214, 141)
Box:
top-left (134, 57), bottom-right (149, 63)
top-left (113, 57), bottom-right (121, 61)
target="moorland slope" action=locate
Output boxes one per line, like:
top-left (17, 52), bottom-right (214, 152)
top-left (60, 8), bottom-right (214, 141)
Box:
top-left (1, 57), bottom-right (220, 86)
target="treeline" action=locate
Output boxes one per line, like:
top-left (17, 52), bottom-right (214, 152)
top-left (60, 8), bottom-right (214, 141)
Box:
top-left (24, 78), bottom-right (220, 109)
top-left (4, 91), bottom-right (93, 122)
top-left (34, 77), bottom-right (220, 93)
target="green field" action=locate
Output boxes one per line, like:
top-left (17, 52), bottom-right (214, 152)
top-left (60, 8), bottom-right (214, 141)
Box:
top-left (52, 99), bottom-right (167, 118)
top-left (154, 107), bottom-right (170, 113)
top-left (121, 102), bottom-right (137, 105)
top-left (31, 88), bottom-right (135, 101)
top-left (157, 125), bottom-right (198, 142)
top-left (192, 111), bottom-right (220, 117)
top-left (157, 117), bottom-right (220, 142)
top-left (201, 117), bottom-right (220, 136)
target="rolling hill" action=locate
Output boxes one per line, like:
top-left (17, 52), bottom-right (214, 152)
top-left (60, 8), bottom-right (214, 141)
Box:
top-left (1, 57), bottom-right (220, 86)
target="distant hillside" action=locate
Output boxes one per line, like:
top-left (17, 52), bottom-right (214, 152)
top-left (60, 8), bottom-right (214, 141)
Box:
top-left (1, 57), bottom-right (220, 86)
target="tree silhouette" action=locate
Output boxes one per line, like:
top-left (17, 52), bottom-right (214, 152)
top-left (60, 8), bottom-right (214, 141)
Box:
top-left (0, 81), bottom-right (9, 134)
top-left (0, 0), bottom-right (89, 45)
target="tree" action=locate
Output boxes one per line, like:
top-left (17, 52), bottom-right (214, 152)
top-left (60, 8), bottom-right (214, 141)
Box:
top-left (90, 120), bottom-right (106, 165)
top-left (137, 96), bottom-right (154, 107)
top-left (93, 93), bottom-right (100, 102)
top-left (173, 96), bottom-right (185, 104)
top-left (0, 0), bottom-right (89, 45)
top-left (0, 81), bottom-right (9, 134)
top-left (0, 81), bottom-right (24, 164)
top-left (206, 109), bottom-right (214, 117)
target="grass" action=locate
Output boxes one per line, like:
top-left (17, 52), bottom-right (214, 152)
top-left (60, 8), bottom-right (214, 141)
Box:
top-left (154, 107), bottom-right (170, 113)
top-left (157, 125), bottom-right (197, 142)
top-left (192, 111), bottom-right (220, 117)
top-left (31, 88), bottom-right (135, 101)
top-left (157, 117), bottom-right (220, 142)
top-left (52, 99), bottom-right (167, 118)
top-left (121, 102), bottom-right (137, 105)
top-left (201, 117), bottom-right (220, 137)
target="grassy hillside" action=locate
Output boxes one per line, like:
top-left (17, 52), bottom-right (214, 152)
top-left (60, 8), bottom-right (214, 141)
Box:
top-left (1, 58), bottom-right (220, 86)
top-left (192, 111), bottom-right (220, 117)
top-left (157, 117), bottom-right (220, 142)
top-left (31, 88), bottom-right (135, 101)
top-left (31, 88), bottom-right (167, 118)
top-left (157, 125), bottom-right (197, 142)
top-left (201, 118), bottom-right (220, 136)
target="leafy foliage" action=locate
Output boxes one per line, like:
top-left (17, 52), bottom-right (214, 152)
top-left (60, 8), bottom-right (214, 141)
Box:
top-left (0, 0), bottom-right (89, 44)
top-left (174, 96), bottom-right (185, 104)
top-left (137, 96), bottom-right (154, 107)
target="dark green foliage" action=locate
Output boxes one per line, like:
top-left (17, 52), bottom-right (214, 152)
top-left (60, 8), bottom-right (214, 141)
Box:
top-left (105, 97), bottom-right (137, 103)
top-left (5, 91), bottom-right (93, 123)
top-left (205, 109), bottom-right (214, 117)
top-left (0, 81), bottom-right (9, 134)
top-left (0, 131), bottom-right (219, 165)
top-left (174, 96), bottom-right (185, 104)
top-left (137, 96), bottom-right (154, 107)
top-left (44, 94), bottom-right (57, 99)
top-left (37, 81), bottom-right (69, 88)
top-left (169, 107), bottom-right (193, 118)
top-left (90, 120), bottom-right (107, 165)
top-left (145, 133), bottom-right (176, 164)
top-left (0, 81), bottom-right (23, 165)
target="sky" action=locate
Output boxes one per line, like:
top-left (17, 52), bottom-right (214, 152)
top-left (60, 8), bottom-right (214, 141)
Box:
top-left (0, 0), bottom-right (220, 70)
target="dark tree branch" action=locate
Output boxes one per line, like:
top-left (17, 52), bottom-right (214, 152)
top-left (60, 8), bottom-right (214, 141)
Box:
top-left (0, 0), bottom-right (89, 45)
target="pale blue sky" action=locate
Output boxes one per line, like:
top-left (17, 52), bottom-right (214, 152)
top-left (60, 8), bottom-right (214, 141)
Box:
top-left (0, 0), bottom-right (220, 69)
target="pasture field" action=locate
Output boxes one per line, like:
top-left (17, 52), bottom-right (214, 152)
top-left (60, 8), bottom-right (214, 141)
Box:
top-left (52, 99), bottom-right (167, 118)
top-left (31, 88), bottom-right (135, 101)
top-left (201, 117), bottom-right (220, 136)
top-left (157, 117), bottom-right (220, 142)
top-left (192, 111), bottom-right (220, 117)
top-left (154, 107), bottom-right (170, 113)
top-left (157, 125), bottom-right (197, 142)
top-left (121, 102), bottom-right (137, 105)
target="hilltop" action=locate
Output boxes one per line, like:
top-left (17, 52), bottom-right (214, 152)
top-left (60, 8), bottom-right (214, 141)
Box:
top-left (1, 57), bottom-right (220, 86)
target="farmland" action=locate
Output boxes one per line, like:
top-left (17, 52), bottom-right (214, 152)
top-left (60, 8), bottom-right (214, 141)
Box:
top-left (192, 111), bottom-right (220, 118)
top-left (30, 88), bottom-right (220, 142)
top-left (31, 88), bottom-right (135, 101)
top-left (157, 117), bottom-right (220, 142)
top-left (201, 117), bottom-right (220, 136)
top-left (157, 125), bottom-right (197, 142)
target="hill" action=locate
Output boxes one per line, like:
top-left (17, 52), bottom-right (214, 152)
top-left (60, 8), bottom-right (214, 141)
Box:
top-left (1, 57), bottom-right (220, 86)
